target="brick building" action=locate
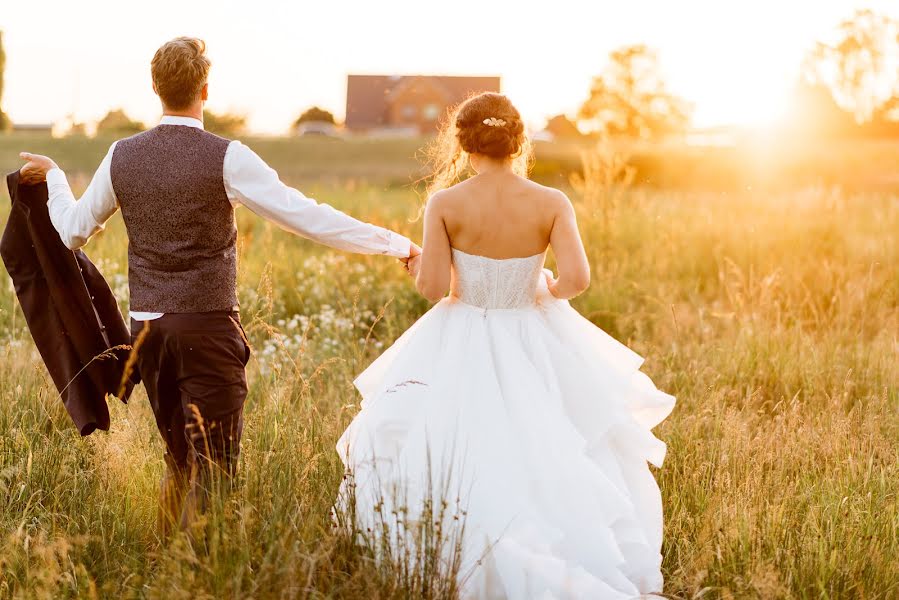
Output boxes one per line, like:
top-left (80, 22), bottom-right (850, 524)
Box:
top-left (345, 75), bottom-right (501, 134)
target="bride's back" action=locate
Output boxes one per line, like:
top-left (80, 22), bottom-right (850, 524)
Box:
top-left (440, 171), bottom-right (559, 259)
top-left (414, 92), bottom-right (589, 303)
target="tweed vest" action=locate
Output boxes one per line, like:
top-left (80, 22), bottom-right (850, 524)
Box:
top-left (110, 125), bottom-right (237, 313)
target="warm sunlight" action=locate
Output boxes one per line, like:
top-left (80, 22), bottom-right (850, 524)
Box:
top-left (680, 41), bottom-right (795, 127)
top-left (2, 0), bottom-right (897, 132)
top-left (1, 2), bottom-right (898, 598)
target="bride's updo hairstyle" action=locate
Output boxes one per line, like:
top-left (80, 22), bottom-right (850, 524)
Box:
top-left (457, 93), bottom-right (526, 158)
top-left (425, 92), bottom-right (533, 197)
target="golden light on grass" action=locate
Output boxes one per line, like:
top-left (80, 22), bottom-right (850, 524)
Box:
top-left (0, 133), bottom-right (896, 597)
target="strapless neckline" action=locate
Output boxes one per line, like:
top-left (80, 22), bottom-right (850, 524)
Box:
top-left (450, 247), bottom-right (546, 262)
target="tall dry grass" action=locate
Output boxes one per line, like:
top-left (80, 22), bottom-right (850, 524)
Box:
top-left (0, 136), bottom-right (896, 598)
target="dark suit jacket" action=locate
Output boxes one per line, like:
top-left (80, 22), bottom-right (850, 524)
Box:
top-left (1, 171), bottom-right (135, 435)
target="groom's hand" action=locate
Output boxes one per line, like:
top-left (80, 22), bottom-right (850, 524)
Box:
top-left (400, 243), bottom-right (421, 277)
top-left (19, 152), bottom-right (59, 185)
top-left (399, 242), bottom-right (421, 267)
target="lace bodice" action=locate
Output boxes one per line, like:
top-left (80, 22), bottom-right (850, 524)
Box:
top-left (451, 248), bottom-right (545, 310)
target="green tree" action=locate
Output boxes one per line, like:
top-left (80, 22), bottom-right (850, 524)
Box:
top-left (578, 45), bottom-right (691, 139)
top-left (96, 109), bottom-right (144, 135)
top-left (203, 109), bottom-right (247, 137)
top-left (804, 9), bottom-right (899, 123)
top-left (294, 106), bottom-right (336, 128)
top-left (0, 31), bottom-right (9, 131)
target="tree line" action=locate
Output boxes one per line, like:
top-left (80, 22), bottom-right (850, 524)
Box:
top-left (1, 9), bottom-right (897, 139)
top-left (58, 106), bottom-right (336, 138)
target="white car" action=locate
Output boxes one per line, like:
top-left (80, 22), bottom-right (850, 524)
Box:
top-left (295, 121), bottom-right (340, 137)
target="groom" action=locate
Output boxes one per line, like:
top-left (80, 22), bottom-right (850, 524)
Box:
top-left (19, 37), bottom-right (419, 533)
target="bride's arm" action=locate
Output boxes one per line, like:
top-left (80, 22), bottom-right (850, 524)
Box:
top-left (415, 193), bottom-right (452, 302)
top-left (547, 191), bottom-right (590, 299)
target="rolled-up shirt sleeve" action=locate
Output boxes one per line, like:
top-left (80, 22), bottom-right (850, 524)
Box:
top-left (223, 141), bottom-right (412, 258)
top-left (46, 142), bottom-right (120, 250)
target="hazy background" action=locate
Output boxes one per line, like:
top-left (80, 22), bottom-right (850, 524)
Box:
top-left (0, 2), bottom-right (897, 598)
top-left (2, 0), bottom-right (898, 133)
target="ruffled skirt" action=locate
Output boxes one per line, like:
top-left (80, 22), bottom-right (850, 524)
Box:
top-left (337, 287), bottom-right (674, 599)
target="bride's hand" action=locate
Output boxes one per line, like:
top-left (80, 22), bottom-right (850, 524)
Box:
top-left (407, 255), bottom-right (421, 278)
top-left (537, 269), bottom-right (559, 303)
top-left (543, 269), bottom-right (557, 289)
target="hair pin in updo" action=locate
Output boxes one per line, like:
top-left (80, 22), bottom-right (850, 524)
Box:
top-left (482, 117), bottom-right (507, 127)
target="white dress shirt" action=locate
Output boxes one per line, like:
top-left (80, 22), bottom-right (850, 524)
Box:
top-left (45, 115), bottom-right (412, 320)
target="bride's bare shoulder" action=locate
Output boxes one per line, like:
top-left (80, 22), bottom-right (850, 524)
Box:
top-left (426, 181), bottom-right (472, 210)
top-left (426, 186), bottom-right (457, 205)
top-left (520, 179), bottom-right (570, 209)
top-left (423, 188), bottom-right (460, 220)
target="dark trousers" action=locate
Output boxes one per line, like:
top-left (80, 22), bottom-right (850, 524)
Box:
top-left (131, 311), bottom-right (251, 533)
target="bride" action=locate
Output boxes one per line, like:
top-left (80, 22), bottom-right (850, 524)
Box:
top-left (336, 92), bottom-right (675, 599)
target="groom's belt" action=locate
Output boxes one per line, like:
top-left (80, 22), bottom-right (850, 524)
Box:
top-left (140, 306), bottom-right (241, 316)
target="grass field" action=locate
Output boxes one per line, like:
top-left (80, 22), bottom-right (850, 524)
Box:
top-left (0, 133), bottom-right (896, 599)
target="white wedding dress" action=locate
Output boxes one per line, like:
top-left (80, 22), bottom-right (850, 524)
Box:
top-left (337, 248), bottom-right (675, 599)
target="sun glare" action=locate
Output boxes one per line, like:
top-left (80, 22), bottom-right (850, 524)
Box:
top-left (675, 35), bottom-right (796, 129)
top-left (2, 0), bottom-right (897, 133)
top-left (716, 86), bottom-right (791, 128)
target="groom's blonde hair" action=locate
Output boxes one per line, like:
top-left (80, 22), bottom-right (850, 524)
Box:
top-left (151, 37), bottom-right (211, 110)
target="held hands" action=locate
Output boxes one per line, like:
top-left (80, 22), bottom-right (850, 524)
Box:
top-left (19, 152), bottom-right (59, 185)
top-left (407, 255), bottom-right (421, 278)
top-left (400, 243), bottom-right (422, 277)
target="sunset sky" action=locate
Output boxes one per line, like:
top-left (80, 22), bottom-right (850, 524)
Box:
top-left (2, 0), bottom-right (897, 133)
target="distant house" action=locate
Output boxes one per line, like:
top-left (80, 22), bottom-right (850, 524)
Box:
top-left (345, 75), bottom-right (501, 135)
